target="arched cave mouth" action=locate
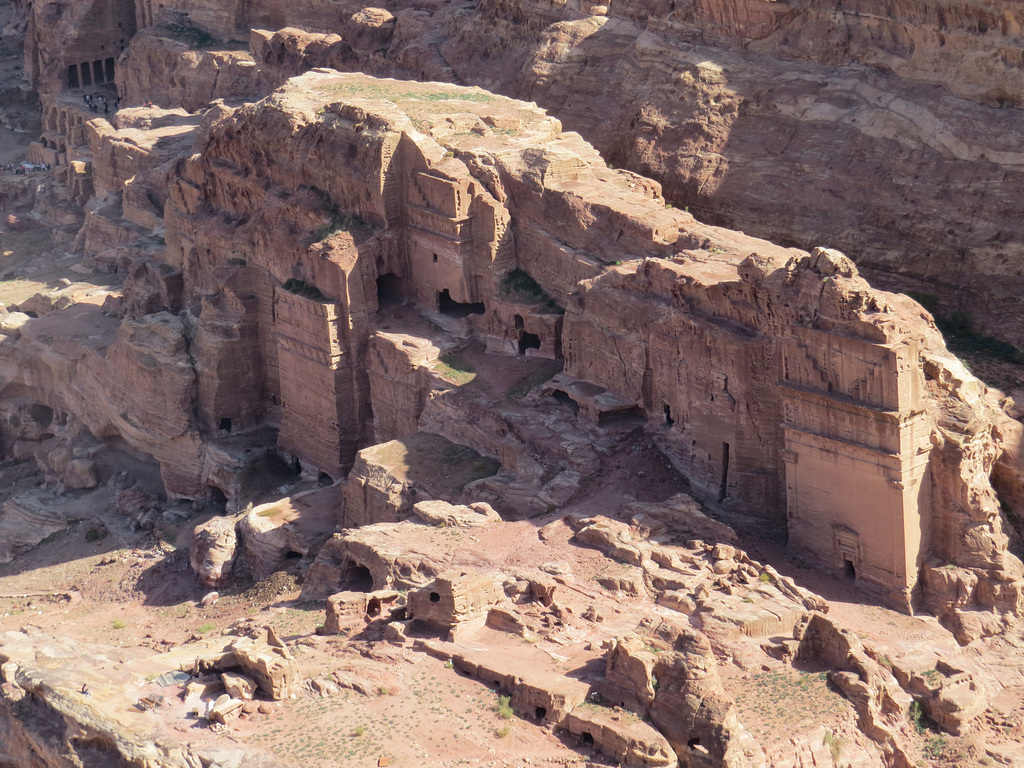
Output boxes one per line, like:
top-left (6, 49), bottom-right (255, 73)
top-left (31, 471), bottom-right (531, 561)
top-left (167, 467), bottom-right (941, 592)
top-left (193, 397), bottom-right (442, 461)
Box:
top-left (341, 562), bottom-right (374, 592)
top-left (206, 486), bottom-right (228, 512)
top-left (438, 289), bottom-right (485, 318)
top-left (552, 389), bottom-right (579, 414)
top-left (29, 403), bottom-right (54, 427)
top-left (518, 332), bottom-right (541, 355)
top-left (377, 273), bottom-right (403, 306)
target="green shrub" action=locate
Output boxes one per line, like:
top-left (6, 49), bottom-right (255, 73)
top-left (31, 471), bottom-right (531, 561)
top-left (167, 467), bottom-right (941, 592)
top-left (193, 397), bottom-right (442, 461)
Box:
top-left (822, 729), bottom-right (843, 762)
top-left (904, 290), bottom-right (938, 313)
top-left (282, 278), bottom-right (330, 302)
top-left (496, 694), bottom-right (514, 720)
top-left (161, 24), bottom-right (217, 49)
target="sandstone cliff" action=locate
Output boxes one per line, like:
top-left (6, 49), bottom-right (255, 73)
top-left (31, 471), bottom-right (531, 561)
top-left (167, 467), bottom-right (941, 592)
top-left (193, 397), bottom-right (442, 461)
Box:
top-left (104, 0), bottom-right (1024, 347)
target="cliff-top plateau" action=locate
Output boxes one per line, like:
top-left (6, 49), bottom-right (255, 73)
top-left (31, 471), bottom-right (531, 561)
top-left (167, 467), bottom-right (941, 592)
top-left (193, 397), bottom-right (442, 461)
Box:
top-left (1, 1), bottom-right (1024, 767)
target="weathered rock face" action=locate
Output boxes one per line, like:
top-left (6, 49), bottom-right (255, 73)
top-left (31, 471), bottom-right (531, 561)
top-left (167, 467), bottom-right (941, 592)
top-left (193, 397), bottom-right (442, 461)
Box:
top-left (0, 493), bottom-right (77, 564)
top-left (115, 30), bottom-right (260, 112)
top-left (0, 631), bottom-right (207, 768)
top-left (229, 630), bottom-right (299, 700)
top-left (407, 570), bottom-right (504, 638)
top-left (5, 58), bottom-right (1020, 628)
top-left (97, 2), bottom-right (1024, 346)
top-left (21, 0), bottom-right (135, 96)
top-left (190, 514), bottom-right (239, 588)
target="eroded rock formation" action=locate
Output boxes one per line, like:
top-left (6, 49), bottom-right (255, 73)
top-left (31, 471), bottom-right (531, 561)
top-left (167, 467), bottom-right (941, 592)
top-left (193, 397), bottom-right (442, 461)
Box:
top-left (2, 3), bottom-right (1024, 767)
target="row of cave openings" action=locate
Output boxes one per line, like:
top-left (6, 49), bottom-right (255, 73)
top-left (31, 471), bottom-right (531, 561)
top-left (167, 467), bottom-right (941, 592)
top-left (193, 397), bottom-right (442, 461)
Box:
top-left (376, 273), bottom-right (540, 356)
top-left (67, 58), bottom-right (117, 89)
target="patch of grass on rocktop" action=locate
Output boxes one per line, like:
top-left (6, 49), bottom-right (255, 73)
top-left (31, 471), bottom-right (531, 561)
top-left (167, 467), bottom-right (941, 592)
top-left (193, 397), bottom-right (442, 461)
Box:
top-left (499, 268), bottom-right (563, 314)
top-left (282, 278), bottom-right (330, 302)
top-left (435, 353), bottom-right (476, 385)
top-left (160, 24), bottom-right (218, 49)
top-left (505, 359), bottom-right (563, 401)
top-left (733, 671), bottom-right (848, 741)
top-left (197, 622), bottom-right (216, 634)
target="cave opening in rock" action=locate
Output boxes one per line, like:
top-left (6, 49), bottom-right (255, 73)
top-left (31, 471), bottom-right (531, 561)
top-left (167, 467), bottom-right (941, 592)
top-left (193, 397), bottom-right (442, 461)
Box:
top-left (342, 562), bottom-right (373, 592)
top-left (581, 732), bottom-right (594, 746)
top-left (29, 404), bottom-right (54, 427)
top-left (377, 273), bottom-right (403, 306)
top-left (552, 389), bottom-right (579, 414)
top-left (518, 332), bottom-right (541, 355)
top-left (438, 289), bottom-right (484, 317)
top-left (219, 417), bottom-right (232, 433)
top-left (429, 591), bottom-right (441, 603)
top-left (598, 406), bottom-right (644, 426)
top-left (535, 706), bottom-right (547, 720)
top-left (207, 486), bottom-right (228, 511)
top-left (67, 64), bottom-right (79, 88)
top-left (664, 404), bottom-right (674, 427)
top-left (318, 472), bottom-right (333, 486)
top-left (844, 558), bottom-right (856, 580)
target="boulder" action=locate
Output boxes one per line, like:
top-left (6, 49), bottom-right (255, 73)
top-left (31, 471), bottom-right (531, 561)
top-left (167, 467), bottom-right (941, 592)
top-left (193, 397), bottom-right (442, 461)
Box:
top-left (62, 459), bottom-right (100, 490)
top-left (207, 694), bottom-right (244, 724)
top-left (229, 631), bottom-right (299, 700)
top-left (222, 672), bottom-right (257, 702)
top-left (190, 517), bottom-right (240, 588)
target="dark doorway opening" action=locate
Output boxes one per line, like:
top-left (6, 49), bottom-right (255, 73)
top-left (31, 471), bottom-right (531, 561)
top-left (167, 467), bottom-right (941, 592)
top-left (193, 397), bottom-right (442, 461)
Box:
top-left (581, 732), bottom-right (594, 746)
top-left (718, 442), bottom-right (730, 502)
top-left (535, 707), bottom-right (547, 721)
top-left (207, 486), bottom-right (228, 511)
top-left (518, 332), bottom-right (541, 355)
top-left (844, 559), bottom-right (856, 580)
top-left (67, 64), bottom-right (79, 89)
top-left (513, 314), bottom-right (524, 330)
top-left (552, 390), bottom-right (579, 415)
top-left (92, 60), bottom-right (104, 84)
top-left (81, 63), bottom-right (92, 87)
top-left (663, 404), bottom-right (674, 427)
top-left (429, 591), bottom-right (441, 603)
top-left (104, 57), bottom-right (115, 82)
top-left (318, 472), bottom-right (333, 486)
top-left (376, 273), bottom-right (403, 306)
top-left (29, 404), bottom-right (54, 427)
top-left (343, 562), bottom-right (374, 592)
top-left (219, 417), bottom-right (232, 433)
top-left (285, 550), bottom-right (302, 560)
top-left (438, 289), bottom-right (484, 318)
top-left (289, 455), bottom-right (301, 475)
top-left (598, 406), bottom-right (645, 427)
